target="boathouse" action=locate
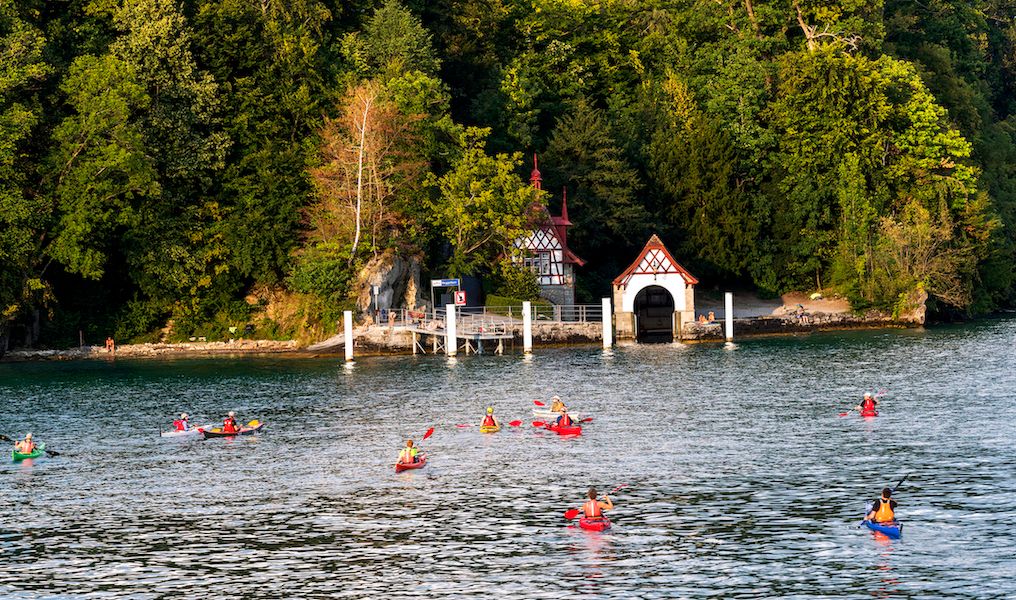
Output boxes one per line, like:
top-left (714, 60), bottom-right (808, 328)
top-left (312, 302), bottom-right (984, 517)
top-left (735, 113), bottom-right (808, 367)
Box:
top-left (513, 155), bottom-right (585, 305)
top-left (612, 235), bottom-right (698, 341)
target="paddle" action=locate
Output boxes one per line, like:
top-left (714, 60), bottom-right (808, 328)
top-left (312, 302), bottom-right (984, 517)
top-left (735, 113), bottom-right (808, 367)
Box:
top-left (533, 400), bottom-right (546, 407)
top-left (564, 484), bottom-right (629, 520)
top-left (858, 473), bottom-right (909, 527)
top-left (1, 433), bottom-right (60, 457)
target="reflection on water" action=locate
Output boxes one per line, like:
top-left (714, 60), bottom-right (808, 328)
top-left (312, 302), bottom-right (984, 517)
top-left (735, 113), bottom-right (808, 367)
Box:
top-left (2, 319), bottom-right (1016, 598)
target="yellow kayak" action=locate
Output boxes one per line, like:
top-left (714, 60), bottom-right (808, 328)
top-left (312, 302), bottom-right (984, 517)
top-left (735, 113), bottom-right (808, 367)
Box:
top-left (479, 424), bottom-right (501, 433)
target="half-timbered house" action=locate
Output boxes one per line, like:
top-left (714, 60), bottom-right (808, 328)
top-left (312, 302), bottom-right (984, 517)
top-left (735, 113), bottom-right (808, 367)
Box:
top-left (513, 156), bottom-right (586, 305)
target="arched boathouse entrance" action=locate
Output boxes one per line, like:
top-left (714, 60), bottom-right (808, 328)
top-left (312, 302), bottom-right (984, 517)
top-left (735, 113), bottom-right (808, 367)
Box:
top-left (611, 235), bottom-right (698, 342)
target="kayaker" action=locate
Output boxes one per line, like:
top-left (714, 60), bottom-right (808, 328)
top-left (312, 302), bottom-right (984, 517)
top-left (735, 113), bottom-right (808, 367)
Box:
top-left (398, 439), bottom-right (419, 464)
top-left (481, 407), bottom-right (499, 428)
top-left (173, 413), bottom-right (191, 431)
top-left (550, 396), bottom-right (566, 413)
top-left (855, 393), bottom-right (879, 415)
top-left (582, 487), bottom-right (614, 521)
top-left (865, 487), bottom-right (897, 523)
top-left (555, 408), bottom-right (573, 427)
top-left (222, 411), bottom-right (239, 434)
top-left (14, 433), bottom-right (35, 454)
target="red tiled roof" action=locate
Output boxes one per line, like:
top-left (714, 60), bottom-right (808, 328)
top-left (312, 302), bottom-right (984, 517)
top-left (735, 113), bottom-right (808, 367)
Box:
top-left (612, 234), bottom-right (699, 287)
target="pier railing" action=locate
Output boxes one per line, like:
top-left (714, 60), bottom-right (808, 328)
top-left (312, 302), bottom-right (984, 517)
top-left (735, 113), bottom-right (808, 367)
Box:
top-left (379, 304), bottom-right (603, 333)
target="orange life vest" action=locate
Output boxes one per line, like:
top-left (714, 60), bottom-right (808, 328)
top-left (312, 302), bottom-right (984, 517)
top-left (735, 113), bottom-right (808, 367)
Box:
top-left (173, 420), bottom-right (186, 431)
top-left (222, 418), bottom-right (238, 433)
top-left (557, 414), bottom-right (573, 427)
top-left (862, 397), bottom-right (876, 412)
top-left (482, 415), bottom-right (496, 427)
top-left (583, 500), bottom-right (602, 518)
top-left (874, 497), bottom-right (895, 523)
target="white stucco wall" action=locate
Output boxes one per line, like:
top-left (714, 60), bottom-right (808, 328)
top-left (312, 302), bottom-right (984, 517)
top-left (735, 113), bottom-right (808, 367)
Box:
top-left (620, 273), bottom-right (689, 312)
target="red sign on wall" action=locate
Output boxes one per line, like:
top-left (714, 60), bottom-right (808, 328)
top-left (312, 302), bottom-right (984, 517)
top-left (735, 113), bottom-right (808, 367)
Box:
top-left (454, 291), bottom-right (467, 305)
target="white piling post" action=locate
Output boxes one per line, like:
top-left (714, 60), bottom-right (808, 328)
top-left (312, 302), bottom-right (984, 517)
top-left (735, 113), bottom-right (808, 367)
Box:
top-left (446, 303), bottom-right (457, 356)
top-left (343, 310), bottom-right (354, 362)
top-left (724, 292), bottom-right (734, 342)
top-left (601, 297), bottom-right (612, 349)
top-left (522, 301), bottom-right (533, 354)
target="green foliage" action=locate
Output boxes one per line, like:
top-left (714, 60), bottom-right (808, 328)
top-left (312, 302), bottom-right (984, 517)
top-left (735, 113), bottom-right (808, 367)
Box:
top-left (343, 0), bottom-right (439, 80)
top-left (493, 259), bottom-right (541, 301)
top-left (288, 243), bottom-right (357, 302)
top-left (5, 0), bottom-right (1016, 350)
top-left (0, 0), bottom-right (50, 340)
top-left (427, 127), bottom-right (540, 276)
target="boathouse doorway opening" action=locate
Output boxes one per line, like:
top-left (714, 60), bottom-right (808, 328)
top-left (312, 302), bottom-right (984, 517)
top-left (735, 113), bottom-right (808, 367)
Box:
top-left (634, 285), bottom-right (674, 342)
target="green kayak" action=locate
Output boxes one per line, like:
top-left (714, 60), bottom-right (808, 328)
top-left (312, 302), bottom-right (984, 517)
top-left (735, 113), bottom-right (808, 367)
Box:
top-left (12, 442), bottom-right (45, 461)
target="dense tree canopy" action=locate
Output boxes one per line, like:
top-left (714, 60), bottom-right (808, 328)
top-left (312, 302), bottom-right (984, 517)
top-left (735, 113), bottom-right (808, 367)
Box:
top-left (1, 0), bottom-right (1014, 351)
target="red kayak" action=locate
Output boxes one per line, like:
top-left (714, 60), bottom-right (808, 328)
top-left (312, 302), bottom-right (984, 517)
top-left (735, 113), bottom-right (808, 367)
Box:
top-left (860, 411), bottom-right (879, 418)
top-left (395, 455), bottom-right (427, 473)
top-left (545, 423), bottom-right (582, 435)
top-left (579, 516), bottom-right (611, 531)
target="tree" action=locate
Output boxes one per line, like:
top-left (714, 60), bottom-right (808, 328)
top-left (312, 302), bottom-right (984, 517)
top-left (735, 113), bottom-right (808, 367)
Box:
top-left (0, 1), bottom-right (50, 351)
top-left (307, 81), bottom-right (426, 263)
top-left (427, 128), bottom-right (539, 276)
top-left (342, 0), bottom-right (439, 81)
top-left (192, 0), bottom-right (333, 285)
top-left (543, 99), bottom-right (648, 295)
top-left (47, 0), bottom-right (231, 334)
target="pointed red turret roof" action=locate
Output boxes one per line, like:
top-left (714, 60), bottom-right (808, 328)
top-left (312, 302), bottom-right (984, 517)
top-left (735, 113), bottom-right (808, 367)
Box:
top-left (525, 155), bottom-right (584, 267)
top-left (612, 234), bottom-right (698, 287)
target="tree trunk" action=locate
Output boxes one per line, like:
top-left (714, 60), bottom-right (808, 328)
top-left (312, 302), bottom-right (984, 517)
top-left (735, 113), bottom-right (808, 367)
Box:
top-left (350, 94), bottom-right (373, 264)
top-left (793, 0), bottom-right (817, 51)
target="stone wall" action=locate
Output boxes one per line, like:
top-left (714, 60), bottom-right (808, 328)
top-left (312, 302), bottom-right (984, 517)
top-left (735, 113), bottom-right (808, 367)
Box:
top-left (539, 284), bottom-right (575, 306)
top-left (679, 312), bottom-right (914, 341)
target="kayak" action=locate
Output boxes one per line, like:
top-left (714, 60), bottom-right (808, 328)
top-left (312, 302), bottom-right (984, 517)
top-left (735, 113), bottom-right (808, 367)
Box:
top-left (863, 519), bottom-right (902, 538)
top-left (579, 516), bottom-right (611, 532)
top-left (545, 423), bottom-right (582, 435)
top-left (12, 442), bottom-right (45, 461)
top-left (533, 409), bottom-right (582, 421)
top-left (395, 455), bottom-right (427, 473)
top-left (200, 422), bottom-right (265, 438)
top-left (860, 411), bottom-right (879, 417)
top-left (479, 424), bottom-right (501, 433)
top-left (161, 425), bottom-right (214, 438)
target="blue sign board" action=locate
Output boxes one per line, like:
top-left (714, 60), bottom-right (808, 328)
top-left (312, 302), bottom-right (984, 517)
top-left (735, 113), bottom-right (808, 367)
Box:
top-left (430, 278), bottom-right (460, 287)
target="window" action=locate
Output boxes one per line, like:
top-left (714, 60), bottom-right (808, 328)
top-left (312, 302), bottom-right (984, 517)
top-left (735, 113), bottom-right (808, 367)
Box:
top-left (523, 252), bottom-right (553, 276)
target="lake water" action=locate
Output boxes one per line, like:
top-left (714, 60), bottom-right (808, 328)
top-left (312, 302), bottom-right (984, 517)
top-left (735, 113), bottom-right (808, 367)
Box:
top-left (2, 320), bottom-right (1015, 598)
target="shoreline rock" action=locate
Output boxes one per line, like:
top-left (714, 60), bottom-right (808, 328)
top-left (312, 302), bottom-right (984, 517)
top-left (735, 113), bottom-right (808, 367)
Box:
top-left (2, 314), bottom-right (923, 362)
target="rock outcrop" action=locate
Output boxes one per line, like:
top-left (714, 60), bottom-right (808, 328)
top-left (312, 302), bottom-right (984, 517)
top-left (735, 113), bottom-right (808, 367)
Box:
top-left (354, 251), bottom-right (427, 317)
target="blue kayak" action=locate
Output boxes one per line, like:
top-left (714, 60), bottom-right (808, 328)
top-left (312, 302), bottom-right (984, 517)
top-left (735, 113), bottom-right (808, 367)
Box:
top-left (863, 520), bottom-right (902, 538)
